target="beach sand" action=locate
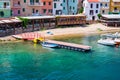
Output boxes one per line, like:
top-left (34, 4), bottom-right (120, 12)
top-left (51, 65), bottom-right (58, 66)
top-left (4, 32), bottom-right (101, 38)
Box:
top-left (38, 23), bottom-right (120, 39)
top-left (0, 23), bottom-right (120, 41)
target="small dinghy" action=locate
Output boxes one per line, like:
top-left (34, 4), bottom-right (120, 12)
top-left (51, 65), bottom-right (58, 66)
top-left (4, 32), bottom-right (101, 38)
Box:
top-left (42, 42), bottom-right (58, 48)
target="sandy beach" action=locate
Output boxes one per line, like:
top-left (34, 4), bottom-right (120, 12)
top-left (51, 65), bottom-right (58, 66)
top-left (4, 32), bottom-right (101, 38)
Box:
top-left (38, 23), bottom-right (120, 39)
top-left (0, 23), bottom-right (120, 41)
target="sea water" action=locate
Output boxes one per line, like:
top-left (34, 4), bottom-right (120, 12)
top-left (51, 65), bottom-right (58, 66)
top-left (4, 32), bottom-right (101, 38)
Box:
top-left (0, 35), bottom-right (120, 80)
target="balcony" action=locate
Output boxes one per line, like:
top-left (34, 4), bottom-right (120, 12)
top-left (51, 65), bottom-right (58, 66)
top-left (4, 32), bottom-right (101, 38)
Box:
top-left (101, 6), bottom-right (109, 9)
top-left (112, 10), bottom-right (120, 13)
top-left (32, 13), bottom-right (41, 16)
top-left (13, 4), bottom-right (21, 8)
top-left (28, 2), bottom-right (43, 6)
top-left (0, 6), bottom-right (10, 9)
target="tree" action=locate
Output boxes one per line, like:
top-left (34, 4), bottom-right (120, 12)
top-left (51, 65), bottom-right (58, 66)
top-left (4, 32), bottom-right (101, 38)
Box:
top-left (79, 7), bottom-right (84, 13)
top-left (17, 17), bottom-right (29, 28)
top-left (97, 14), bottom-right (102, 19)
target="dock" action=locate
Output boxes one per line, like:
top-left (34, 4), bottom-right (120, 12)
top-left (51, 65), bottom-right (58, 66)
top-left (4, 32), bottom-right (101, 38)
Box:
top-left (45, 40), bottom-right (91, 52)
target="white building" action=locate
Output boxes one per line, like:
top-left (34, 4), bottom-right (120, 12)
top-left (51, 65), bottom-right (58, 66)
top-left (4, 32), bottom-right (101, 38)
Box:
top-left (53, 0), bottom-right (63, 15)
top-left (83, 0), bottom-right (100, 20)
top-left (99, 0), bottom-right (110, 14)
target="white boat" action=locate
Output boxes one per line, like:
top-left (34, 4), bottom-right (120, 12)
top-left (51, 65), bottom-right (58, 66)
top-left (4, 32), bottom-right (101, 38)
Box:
top-left (97, 39), bottom-right (116, 46)
top-left (42, 42), bottom-right (58, 48)
top-left (114, 38), bottom-right (120, 44)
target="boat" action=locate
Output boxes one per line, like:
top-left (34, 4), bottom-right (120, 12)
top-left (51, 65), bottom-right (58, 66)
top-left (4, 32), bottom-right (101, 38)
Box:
top-left (41, 42), bottom-right (58, 48)
top-left (97, 39), bottom-right (116, 46)
top-left (97, 34), bottom-right (116, 46)
top-left (114, 38), bottom-right (120, 44)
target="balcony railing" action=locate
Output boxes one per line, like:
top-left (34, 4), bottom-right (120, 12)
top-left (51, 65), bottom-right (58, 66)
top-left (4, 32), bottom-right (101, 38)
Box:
top-left (13, 4), bottom-right (21, 7)
top-left (113, 10), bottom-right (119, 13)
top-left (0, 6), bottom-right (10, 9)
top-left (28, 2), bottom-right (43, 6)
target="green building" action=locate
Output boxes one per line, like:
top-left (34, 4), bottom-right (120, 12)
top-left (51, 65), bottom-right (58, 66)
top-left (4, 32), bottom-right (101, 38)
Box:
top-left (0, 0), bottom-right (11, 18)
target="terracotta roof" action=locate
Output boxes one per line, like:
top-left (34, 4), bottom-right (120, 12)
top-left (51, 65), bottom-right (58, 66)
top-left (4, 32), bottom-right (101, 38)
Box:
top-left (88, 0), bottom-right (99, 2)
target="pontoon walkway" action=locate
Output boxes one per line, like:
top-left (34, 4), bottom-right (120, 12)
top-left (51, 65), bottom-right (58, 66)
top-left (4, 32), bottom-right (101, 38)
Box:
top-left (45, 40), bottom-right (91, 52)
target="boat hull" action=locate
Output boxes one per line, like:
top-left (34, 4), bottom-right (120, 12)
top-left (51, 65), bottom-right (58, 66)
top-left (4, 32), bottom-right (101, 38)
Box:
top-left (97, 39), bottom-right (116, 46)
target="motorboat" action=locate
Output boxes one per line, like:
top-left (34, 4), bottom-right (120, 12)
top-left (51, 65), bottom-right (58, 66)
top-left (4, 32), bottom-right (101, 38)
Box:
top-left (114, 38), bottom-right (120, 44)
top-left (97, 34), bottom-right (116, 46)
top-left (41, 42), bottom-right (58, 48)
top-left (97, 38), bottom-right (116, 46)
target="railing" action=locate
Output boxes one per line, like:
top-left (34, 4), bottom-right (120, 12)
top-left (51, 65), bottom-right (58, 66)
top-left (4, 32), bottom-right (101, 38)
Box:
top-left (13, 4), bottom-right (21, 7)
top-left (28, 2), bottom-right (43, 6)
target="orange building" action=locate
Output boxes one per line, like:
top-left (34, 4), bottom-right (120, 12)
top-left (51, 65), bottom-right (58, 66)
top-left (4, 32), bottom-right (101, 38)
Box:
top-left (41, 0), bottom-right (53, 15)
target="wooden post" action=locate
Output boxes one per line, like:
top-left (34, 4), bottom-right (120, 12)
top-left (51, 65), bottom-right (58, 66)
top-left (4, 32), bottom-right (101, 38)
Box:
top-left (49, 19), bottom-right (51, 28)
top-left (32, 20), bottom-right (34, 31)
top-left (13, 23), bottom-right (15, 35)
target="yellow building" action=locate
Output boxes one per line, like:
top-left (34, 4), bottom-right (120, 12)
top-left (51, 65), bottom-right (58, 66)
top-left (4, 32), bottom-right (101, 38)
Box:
top-left (110, 0), bottom-right (120, 14)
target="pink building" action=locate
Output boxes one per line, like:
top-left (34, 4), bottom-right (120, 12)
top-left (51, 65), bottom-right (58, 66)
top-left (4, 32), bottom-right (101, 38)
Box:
top-left (11, 0), bottom-right (22, 16)
top-left (41, 0), bottom-right (53, 15)
top-left (11, 0), bottom-right (43, 16)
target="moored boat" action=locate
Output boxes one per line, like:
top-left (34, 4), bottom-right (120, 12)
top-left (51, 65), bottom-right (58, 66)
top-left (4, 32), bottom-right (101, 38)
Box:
top-left (41, 42), bottom-right (58, 48)
top-left (97, 39), bottom-right (116, 46)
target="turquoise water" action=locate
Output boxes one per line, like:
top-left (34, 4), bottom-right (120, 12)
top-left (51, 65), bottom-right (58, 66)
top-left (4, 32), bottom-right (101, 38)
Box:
top-left (0, 35), bottom-right (120, 80)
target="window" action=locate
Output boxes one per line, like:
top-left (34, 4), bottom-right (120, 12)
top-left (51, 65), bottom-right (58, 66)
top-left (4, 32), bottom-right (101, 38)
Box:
top-left (32, 8), bottom-right (35, 13)
top-left (89, 10), bottom-right (93, 15)
top-left (100, 3), bottom-right (102, 7)
top-left (18, 10), bottom-right (20, 14)
top-left (49, 2), bottom-right (51, 5)
top-left (90, 4), bottom-right (93, 8)
top-left (43, 2), bottom-right (46, 5)
top-left (96, 10), bottom-right (98, 13)
top-left (60, 3), bottom-right (62, 6)
top-left (73, 7), bottom-right (75, 10)
top-left (36, 0), bottom-right (39, 3)
top-left (102, 10), bottom-right (105, 14)
top-left (18, 1), bottom-right (20, 5)
top-left (49, 9), bottom-right (52, 13)
top-left (105, 3), bottom-right (107, 7)
top-left (36, 10), bottom-right (38, 13)
top-left (63, 7), bottom-right (65, 10)
top-left (43, 9), bottom-right (46, 13)
top-left (96, 4), bottom-right (99, 8)
top-left (24, 0), bottom-right (26, 3)
top-left (63, 0), bottom-right (65, 2)
top-left (54, 3), bottom-right (56, 8)
top-left (73, 0), bottom-right (75, 2)
top-left (23, 8), bottom-right (25, 12)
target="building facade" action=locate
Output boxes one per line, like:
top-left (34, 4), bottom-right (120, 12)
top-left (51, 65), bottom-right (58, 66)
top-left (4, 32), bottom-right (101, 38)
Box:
top-left (0, 0), bottom-right (11, 18)
top-left (83, 0), bottom-right (100, 20)
top-left (53, 0), bottom-right (63, 15)
top-left (110, 0), bottom-right (120, 14)
top-left (62, 0), bottom-right (78, 15)
top-left (41, 0), bottom-right (53, 15)
top-left (11, 0), bottom-right (22, 16)
top-left (99, 0), bottom-right (110, 14)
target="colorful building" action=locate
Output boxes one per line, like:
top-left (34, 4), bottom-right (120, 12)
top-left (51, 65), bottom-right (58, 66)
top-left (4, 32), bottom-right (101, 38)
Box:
top-left (53, 0), bottom-right (63, 15)
top-left (99, 0), bottom-right (110, 14)
top-left (62, 0), bottom-right (78, 15)
top-left (83, 0), bottom-right (100, 20)
top-left (41, 0), bottom-right (53, 15)
top-left (0, 0), bottom-right (11, 18)
top-left (11, 0), bottom-right (22, 16)
top-left (110, 0), bottom-right (120, 14)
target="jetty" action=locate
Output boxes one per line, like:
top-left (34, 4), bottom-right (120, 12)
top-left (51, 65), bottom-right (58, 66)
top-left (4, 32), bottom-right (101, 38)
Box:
top-left (45, 40), bottom-right (91, 52)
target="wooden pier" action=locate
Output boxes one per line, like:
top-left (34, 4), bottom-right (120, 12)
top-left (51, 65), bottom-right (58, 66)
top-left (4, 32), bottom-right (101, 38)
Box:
top-left (45, 40), bottom-right (91, 52)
